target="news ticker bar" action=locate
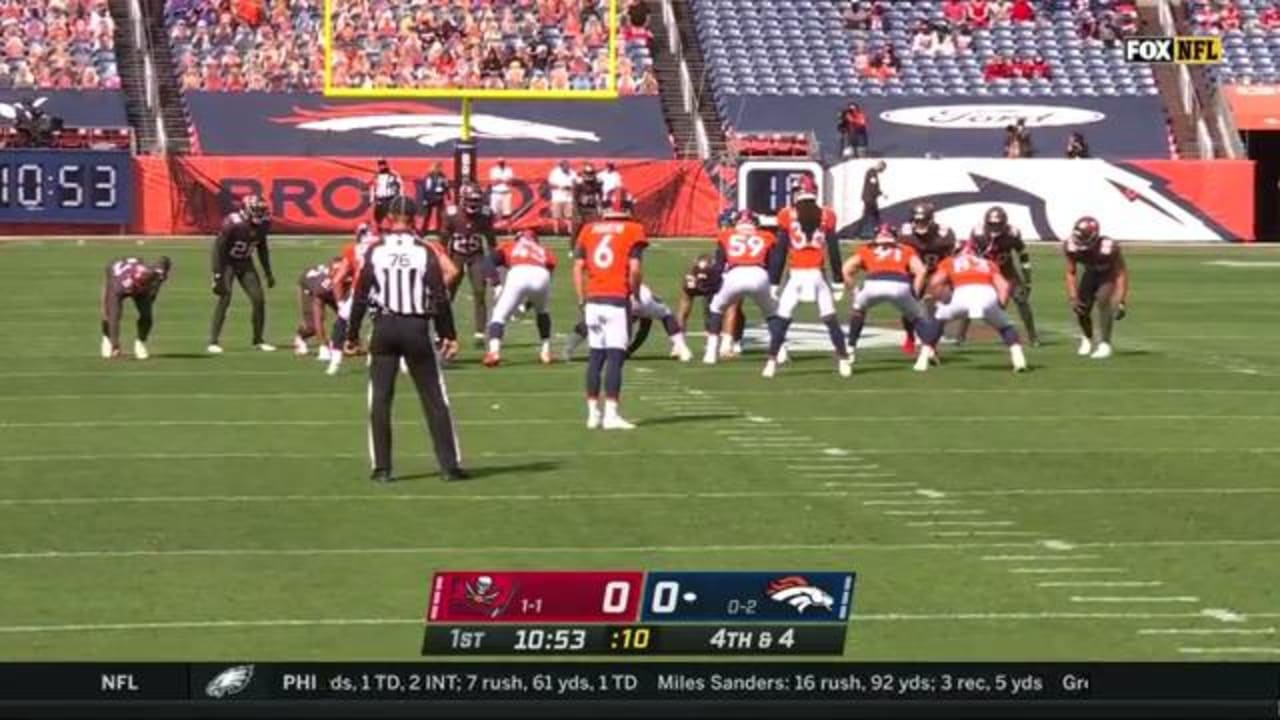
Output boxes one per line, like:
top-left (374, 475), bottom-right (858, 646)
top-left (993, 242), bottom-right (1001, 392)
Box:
top-left (420, 624), bottom-right (848, 655)
top-left (0, 663), bottom-right (1277, 704)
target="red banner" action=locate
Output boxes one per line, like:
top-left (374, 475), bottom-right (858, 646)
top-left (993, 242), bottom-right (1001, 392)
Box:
top-left (1222, 85), bottom-right (1280, 131)
top-left (1130, 159), bottom-right (1255, 241)
top-left (134, 156), bottom-right (721, 237)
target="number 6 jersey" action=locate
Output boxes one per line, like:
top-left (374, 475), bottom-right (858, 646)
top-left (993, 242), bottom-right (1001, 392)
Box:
top-left (575, 218), bottom-right (649, 302)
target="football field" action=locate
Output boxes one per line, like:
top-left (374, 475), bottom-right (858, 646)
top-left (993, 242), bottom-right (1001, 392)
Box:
top-left (1, 237), bottom-right (1279, 661)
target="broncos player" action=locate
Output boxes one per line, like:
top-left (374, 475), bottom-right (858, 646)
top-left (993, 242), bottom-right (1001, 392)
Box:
top-left (483, 229), bottom-right (557, 367)
top-left (208, 195), bottom-right (275, 354)
top-left (956, 206), bottom-right (1039, 346)
top-left (100, 255), bottom-right (172, 360)
top-left (1064, 216), bottom-right (1128, 359)
top-left (915, 240), bottom-right (1028, 373)
top-left (842, 224), bottom-right (931, 370)
top-left (325, 223), bottom-right (380, 375)
top-left (444, 182), bottom-right (498, 347)
top-left (703, 210), bottom-right (784, 367)
top-left (900, 202), bottom-right (956, 353)
top-left (292, 257), bottom-right (342, 360)
top-left (768, 178), bottom-right (851, 379)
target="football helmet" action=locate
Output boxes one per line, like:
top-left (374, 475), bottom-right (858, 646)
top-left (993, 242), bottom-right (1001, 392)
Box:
top-left (1072, 216), bottom-right (1101, 246)
top-left (460, 183), bottom-right (485, 216)
top-left (983, 206), bottom-right (1009, 236)
top-left (242, 195), bottom-right (269, 224)
top-left (910, 202), bottom-right (935, 234)
top-left (732, 209), bottom-right (758, 227)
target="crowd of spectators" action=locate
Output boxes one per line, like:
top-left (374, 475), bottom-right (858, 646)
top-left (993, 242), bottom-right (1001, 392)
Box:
top-left (1073, 1), bottom-right (1138, 46)
top-left (328, 0), bottom-right (658, 94)
top-left (1194, 1), bottom-right (1280, 33)
top-left (167, 0), bottom-right (324, 92)
top-left (0, 0), bottom-right (120, 90)
top-left (982, 53), bottom-right (1051, 81)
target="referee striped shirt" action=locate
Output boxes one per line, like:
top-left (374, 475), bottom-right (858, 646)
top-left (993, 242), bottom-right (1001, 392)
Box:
top-left (347, 231), bottom-right (457, 343)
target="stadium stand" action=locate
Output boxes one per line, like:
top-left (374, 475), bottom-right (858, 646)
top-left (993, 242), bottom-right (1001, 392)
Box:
top-left (1189, 0), bottom-right (1280, 84)
top-left (0, 0), bottom-right (121, 90)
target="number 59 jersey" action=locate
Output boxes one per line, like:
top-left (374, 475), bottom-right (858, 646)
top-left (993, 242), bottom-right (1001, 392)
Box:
top-left (575, 218), bottom-right (649, 302)
top-left (715, 225), bottom-right (777, 270)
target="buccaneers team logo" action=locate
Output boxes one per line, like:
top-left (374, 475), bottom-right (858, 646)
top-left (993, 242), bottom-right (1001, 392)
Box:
top-left (766, 576), bottom-right (835, 614)
top-left (447, 574), bottom-right (521, 619)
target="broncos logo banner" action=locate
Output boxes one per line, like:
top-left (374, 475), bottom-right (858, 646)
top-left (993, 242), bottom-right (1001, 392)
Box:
top-left (828, 158), bottom-right (1254, 242)
top-left (132, 156), bottom-right (722, 237)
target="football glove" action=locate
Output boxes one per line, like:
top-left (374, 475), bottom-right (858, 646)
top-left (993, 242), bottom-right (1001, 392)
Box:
top-left (1115, 302), bottom-right (1127, 321)
top-left (211, 274), bottom-right (226, 295)
top-left (265, 273), bottom-right (276, 289)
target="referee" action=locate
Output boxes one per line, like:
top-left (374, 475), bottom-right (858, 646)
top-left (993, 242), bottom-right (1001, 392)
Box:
top-left (369, 158), bottom-right (403, 229)
top-left (346, 196), bottom-right (468, 483)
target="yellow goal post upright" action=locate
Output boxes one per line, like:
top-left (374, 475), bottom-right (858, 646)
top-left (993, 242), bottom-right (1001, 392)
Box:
top-left (323, 0), bottom-right (621, 191)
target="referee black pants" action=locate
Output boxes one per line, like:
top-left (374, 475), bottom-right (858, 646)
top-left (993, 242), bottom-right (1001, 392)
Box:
top-left (368, 314), bottom-right (462, 475)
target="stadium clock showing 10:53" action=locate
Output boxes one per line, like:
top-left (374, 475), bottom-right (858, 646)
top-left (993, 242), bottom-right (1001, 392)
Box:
top-left (0, 150), bottom-right (133, 224)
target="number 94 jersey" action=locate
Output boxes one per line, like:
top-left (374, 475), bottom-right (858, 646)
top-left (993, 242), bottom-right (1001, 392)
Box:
top-left (576, 218), bottom-right (649, 301)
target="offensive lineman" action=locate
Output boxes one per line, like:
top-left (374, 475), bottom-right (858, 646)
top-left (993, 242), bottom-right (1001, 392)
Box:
top-left (444, 182), bottom-right (498, 347)
top-left (702, 211), bottom-right (784, 366)
top-left (768, 178), bottom-right (851, 379)
top-left (100, 255), bottom-right (172, 360)
top-left (900, 202), bottom-right (956, 353)
top-left (292, 257), bottom-right (342, 360)
top-left (956, 206), bottom-right (1039, 346)
top-left (915, 241), bottom-right (1029, 373)
top-left (1064, 216), bottom-right (1128, 360)
top-left (842, 224), bottom-right (932, 369)
top-left (483, 229), bottom-right (558, 367)
top-left (574, 189), bottom-right (648, 430)
top-left (208, 195), bottom-right (276, 354)
top-left (325, 223), bottom-right (380, 375)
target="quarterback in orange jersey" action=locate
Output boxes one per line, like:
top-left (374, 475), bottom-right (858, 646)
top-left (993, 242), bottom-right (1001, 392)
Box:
top-left (702, 210), bottom-right (784, 364)
top-left (767, 177), bottom-right (850, 379)
top-left (483, 230), bottom-right (558, 367)
top-left (573, 189), bottom-right (648, 430)
top-left (915, 241), bottom-right (1028, 373)
top-left (842, 224), bottom-right (935, 370)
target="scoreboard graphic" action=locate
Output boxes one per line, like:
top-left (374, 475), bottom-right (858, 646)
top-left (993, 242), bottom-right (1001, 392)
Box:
top-left (422, 570), bottom-right (856, 656)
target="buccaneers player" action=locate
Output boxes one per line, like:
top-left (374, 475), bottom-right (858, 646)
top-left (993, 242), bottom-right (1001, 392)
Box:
top-left (900, 202), bottom-right (956, 352)
top-left (444, 182), bottom-right (499, 347)
top-left (1064, 216), bottom-right (1128, 359)
top-left (957, 206), bottom-right (1039, 346)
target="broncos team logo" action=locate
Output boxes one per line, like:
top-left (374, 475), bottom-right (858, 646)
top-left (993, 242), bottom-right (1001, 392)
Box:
top-left (766, 576), bottom-right (835, 614)
top-left (270, 101), bottom-right (601, 149)
top-left (831, 159), bottom-right (1238, 243)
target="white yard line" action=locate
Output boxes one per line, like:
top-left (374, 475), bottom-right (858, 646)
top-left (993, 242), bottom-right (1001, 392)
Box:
top-left (982, 555), bottom-right (1101, 561)
top-left (932, 531), bottom-right (1039, 537)
top-left (8, 389), bottom-right (1278, 400)
top-left (1139, 628), bottom-right (1274, 636)
top-left (908, 521), bottom-right (1016, 527)
top-left (1070, 596), bottom-right (1200, 603)
top-left (887, 510), bottom-right (988, 517)
top-left (1011, 568), bottom-right (1127, 574)
top-left (1040, 581), bottom-right (1164, 588)
top-left (1178, 647), bottom-right (1280, 655)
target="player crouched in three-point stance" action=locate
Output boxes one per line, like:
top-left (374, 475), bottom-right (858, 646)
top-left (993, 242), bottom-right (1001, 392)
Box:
top-left (703, 211), bottom-right (783, 367)
top-left (622, 284), bottom-right (694, 362)
top-left (676, 255), bottom-right (734, 357)
top-left (292, 257), bottom-right (342, 360)
top-left (325, 223), bottom-right (380, 375)
top-left (100, 256), bottom-right (172, 360)
top-left (957, 206), bottom-right (1039, 346)
top-left (574, 189), bottom-right (648, 430)
top-left (346, 196), bottom-right (467, 483)
top-left (914, 241), bottom-right (1028, 373)
top-left (1064, 216), bottom-right (1128, 360)
top-left (842, 224), bottom-right (931, 370)
top-left (208, 195), bottom-right (276, 354)
top-left (768, 177), bottom-right (851, 379)
top-left (483, 229), bottom-right (558, 367)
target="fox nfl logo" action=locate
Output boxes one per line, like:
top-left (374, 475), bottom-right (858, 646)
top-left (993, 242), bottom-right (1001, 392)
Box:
top-left (1123, 36), bottom-right (1223, 64)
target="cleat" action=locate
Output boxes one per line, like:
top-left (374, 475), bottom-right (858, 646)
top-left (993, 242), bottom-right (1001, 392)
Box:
top-left (369, 469), bottom-right (392, 484)
top-left (133, 340), bottom-right (149, 360)
top-left (832, 283), bottom-right (845, 302)
top-left (483, 352), bottom-right (501, 367)
top-left (602, 415), bottom-right (636, 431)
top-left (901, 336), bottom-right (917, 356)
top-left (913, 347), bottom-right (934, 372)
top-left (838, 357), bottom-right (853, 378)
top-left (399, 358), bottom-right (410, 374)
top-left (586, 411), bottom-right (603, 430)
top-left (472, 332), bottom-right (485, 349)
top-left (326, 354), bottom-right (343, 376)
top-left (1077, 337), bottom-right (1093, 356)
top-left (100, 336), bottom-right (113, 359)
top-left (777, 344), bottom-right (790, 364)
top-left (256, 343), bottom-right (277, 352)
top-left (762, 359), bottom-right (778, 378)
top-left (317, 345), bottom-right (332, 362)
top-left (848, 349), bottom-right (857, 365)
top-left (539, 349), bottom-right (553, 364)
top-left (1090, 342), bottom-right (1113, 360)
top-left (293, 336), bottom-right (308, 355)
top-left (702, 350), bottom-right (718, 365)
top-left (441, 467), bottom-right (470, 482)
top-left (675, 344), bottom-right (693, 363)
top-left (731, 341), bottom-right (743, 356)
top-left (1011, 344), bottom-right (1028, 372)
top-left (207, 344), bottom-right (224, 355)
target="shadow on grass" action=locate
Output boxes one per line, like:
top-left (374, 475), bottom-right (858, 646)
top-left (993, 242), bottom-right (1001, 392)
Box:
top-left (393, 460), bottom-right (561, 483)
top-left (639, 413), bottom-right (740, 428)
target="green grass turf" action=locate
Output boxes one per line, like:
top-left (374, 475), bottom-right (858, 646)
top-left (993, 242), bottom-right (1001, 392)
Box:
top-left (1, 237), bottom-right (1278, 661)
